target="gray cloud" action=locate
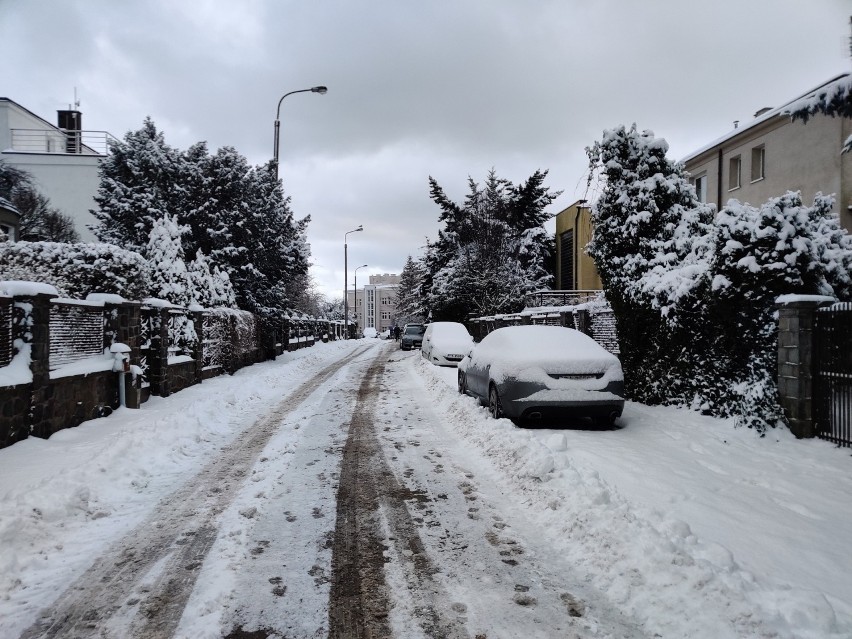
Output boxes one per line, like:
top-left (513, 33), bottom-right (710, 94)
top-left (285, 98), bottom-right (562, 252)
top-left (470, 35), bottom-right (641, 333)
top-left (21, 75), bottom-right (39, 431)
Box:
top-left (2, 0), bottom-right (849, 297)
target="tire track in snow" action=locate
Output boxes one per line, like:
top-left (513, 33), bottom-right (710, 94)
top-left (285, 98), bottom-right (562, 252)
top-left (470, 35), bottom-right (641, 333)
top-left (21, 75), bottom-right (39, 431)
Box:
top-left (328, 349), bottom-right (469, 639)
top-left (19, 345), bottom-right (372, 639)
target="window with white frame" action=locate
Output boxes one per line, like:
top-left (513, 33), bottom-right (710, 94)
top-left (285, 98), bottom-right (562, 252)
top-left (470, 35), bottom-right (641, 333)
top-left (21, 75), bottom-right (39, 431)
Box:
top-left (751, 145), bottom-right (765, 182)
top-left (728, 155), bottom-right (741, 191)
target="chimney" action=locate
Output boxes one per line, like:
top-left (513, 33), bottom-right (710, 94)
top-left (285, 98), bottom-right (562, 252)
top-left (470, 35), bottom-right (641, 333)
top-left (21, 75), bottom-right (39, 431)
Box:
top-left (57, 109), bottom-right (82, 154)
top-left (733, 120), bottom-right (739, 129)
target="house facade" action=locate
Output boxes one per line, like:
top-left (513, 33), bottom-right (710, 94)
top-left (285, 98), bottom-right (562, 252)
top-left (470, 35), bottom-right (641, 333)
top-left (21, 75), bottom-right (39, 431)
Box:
top-left (682, 73), bottom-right (852, 231)
top-left (0, 98), bottom-right (117, 242)
top-left (347, 273), bottom-right (401, 334)
top-left (555, 73), bottom-right (852, 291)
top-left (554, 199), bottom-right (602, 291)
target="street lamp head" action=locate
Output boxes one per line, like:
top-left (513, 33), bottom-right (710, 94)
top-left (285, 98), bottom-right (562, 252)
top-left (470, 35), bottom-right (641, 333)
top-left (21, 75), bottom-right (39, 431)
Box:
top-left (355, 225), bottom-right (363, 232)
top-left (311, 86), bottom-right (328, 95)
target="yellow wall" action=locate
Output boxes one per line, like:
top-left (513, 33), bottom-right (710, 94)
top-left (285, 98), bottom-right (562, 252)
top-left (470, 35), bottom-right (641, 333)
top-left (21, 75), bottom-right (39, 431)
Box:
top-left (554, 201), bottom-right (602, 291)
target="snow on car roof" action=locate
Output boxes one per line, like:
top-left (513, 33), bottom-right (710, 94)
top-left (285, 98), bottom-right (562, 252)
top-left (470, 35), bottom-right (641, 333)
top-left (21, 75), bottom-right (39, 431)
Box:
top-left (479, 325), bottom-right (618, 375)
top-left (427, 322), bottom-right (471, 337)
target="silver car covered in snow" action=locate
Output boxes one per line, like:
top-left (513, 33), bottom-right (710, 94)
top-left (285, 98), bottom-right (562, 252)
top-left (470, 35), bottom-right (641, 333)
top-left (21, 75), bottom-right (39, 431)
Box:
top-left (421, 321), bottom-right (474, 366)
top-left (457, 325), bottom-right (624, 426)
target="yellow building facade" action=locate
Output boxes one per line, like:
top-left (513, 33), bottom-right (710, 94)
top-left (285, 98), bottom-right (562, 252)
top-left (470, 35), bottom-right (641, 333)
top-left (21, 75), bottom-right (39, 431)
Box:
top-left (554, 199), bottom-right (602, 291)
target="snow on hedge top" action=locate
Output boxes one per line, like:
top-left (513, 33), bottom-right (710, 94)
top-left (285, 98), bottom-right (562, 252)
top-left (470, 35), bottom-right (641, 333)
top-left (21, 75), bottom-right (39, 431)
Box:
top-left (86, 293), bottom-right (126, 304)
top-left (0, 281), bottom-right (60, 297)
top-left (776, 294), bottom-right (836, 305)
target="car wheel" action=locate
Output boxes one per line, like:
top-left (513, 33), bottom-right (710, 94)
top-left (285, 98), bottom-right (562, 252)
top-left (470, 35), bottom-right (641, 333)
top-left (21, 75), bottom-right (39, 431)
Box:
top-left (458, 372), bottom-right (466, 395)
top-left (594, 413), bottom-right (618, 428)
top-left (489, 384), bottom-right (504, 419)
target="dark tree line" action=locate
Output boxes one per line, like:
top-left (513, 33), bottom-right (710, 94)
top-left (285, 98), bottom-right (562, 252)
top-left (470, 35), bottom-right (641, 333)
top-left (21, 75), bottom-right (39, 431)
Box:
top-left (91, 118), bottom-right (311, 317)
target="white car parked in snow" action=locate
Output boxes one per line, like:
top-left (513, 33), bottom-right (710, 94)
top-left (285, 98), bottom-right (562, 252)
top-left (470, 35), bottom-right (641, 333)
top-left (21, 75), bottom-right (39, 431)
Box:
top-left (420, 322), bottom-right (474, 367)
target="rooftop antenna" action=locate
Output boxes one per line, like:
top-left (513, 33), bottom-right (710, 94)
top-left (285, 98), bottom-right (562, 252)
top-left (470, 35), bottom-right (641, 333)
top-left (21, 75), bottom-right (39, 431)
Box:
top-left (74, 87), bottom-right (80, 110)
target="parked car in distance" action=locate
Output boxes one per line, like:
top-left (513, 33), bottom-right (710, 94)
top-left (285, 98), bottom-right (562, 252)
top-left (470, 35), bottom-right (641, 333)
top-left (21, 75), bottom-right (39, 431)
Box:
top-left (362, 327), bottom-right (378, 339)
top-left (400, 323), bottom-right (426, 350)
top-left (457, 325), bottom-right (624, 426)
top-left (421, 322), bottom-right (473, 366)
top-left (380, 329), bottom-right (391, 339)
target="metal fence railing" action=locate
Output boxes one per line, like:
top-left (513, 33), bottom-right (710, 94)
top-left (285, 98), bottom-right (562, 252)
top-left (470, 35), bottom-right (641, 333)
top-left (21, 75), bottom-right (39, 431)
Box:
top-left (202, 311), bottom-right (230, 372)
top-left (525, 289), bottom-right (603, 308)
top-left (9, 128), bottom-right (117, 155)
top-left (814, 302), bottom-right (852, 447)
top-left (49, 301), bottom-right (104, 370)
top-left (0, 297), bottom-right (12, 368)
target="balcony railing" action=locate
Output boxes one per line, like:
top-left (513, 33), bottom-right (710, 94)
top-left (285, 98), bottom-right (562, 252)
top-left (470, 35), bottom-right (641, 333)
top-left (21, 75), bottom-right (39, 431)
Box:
top-left (8, 128), bottom-right (118, 156)
top-left (524, 289), bottom-right (604, 309)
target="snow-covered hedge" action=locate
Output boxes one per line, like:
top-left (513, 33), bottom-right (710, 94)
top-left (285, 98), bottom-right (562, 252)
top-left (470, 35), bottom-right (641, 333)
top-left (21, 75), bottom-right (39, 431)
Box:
top-left (587, 125), bottom-right (852, 431)
top-left (0, 241), bottom-right (151, 300)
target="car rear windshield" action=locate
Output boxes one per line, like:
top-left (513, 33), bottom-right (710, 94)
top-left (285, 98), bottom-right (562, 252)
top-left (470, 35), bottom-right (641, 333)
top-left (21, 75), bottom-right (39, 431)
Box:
top-left (405, 325), bottom-right (425, 335)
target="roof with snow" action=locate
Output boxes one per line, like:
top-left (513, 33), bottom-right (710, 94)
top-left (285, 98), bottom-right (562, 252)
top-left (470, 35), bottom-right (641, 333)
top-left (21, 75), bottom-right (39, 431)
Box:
top-left (680, 72), bottom-right (851, 164)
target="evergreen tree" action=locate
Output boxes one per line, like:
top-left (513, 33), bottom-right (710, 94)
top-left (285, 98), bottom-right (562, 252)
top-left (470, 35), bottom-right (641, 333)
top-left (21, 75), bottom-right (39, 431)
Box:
top-left (90, 120), bottom-right (311, 317)
top-left (91, 118), bottom-right (180, 250)
top-left (786, 74), bottom-right (852, 153)
top-left (586, 123), bottom-right (852, 431)
top-left (145, 214), bottom-right (192, 306)
top-left (424, 169), bottom-right (559, 322)
top-left (395, 255), bottom-right (427, 322)
top-left (187, 249), bottom-right (236, 308)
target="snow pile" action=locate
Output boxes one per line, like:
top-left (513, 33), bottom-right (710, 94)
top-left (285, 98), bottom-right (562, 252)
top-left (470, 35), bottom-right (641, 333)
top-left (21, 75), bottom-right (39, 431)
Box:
top-left (0, 341), bottom-right (361, 637)
top-left (415, 355), bottom-right (852, 639)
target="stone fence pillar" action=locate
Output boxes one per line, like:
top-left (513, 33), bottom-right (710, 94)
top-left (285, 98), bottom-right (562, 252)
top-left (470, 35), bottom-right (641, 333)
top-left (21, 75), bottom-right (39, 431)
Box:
top-left (25, 293), bottom-right (53, 438)
top-left (776, 297), bottom-right (833, 438)
top-left (573, 309), bottom-right (589, 335)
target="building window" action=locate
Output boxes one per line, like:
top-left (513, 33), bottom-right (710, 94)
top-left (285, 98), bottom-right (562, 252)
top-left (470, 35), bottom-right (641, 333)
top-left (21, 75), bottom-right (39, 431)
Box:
top-left (560, 230), bottom-right (574, 290)
top-left (691, 173), bottom-right (708, 203)
top-left (751, 146), bottom-right (765, 182)
top-left (728, 155), bottom-right (741, 191)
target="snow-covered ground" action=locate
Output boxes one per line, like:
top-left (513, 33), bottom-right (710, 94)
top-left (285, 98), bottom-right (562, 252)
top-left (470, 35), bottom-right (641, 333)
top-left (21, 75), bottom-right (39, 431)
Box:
top-left (1, 339), bottom-right (851, 638)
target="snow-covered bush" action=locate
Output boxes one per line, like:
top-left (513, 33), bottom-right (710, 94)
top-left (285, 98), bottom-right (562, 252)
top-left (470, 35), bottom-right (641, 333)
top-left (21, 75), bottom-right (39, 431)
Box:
top-left (145, 214), bottom-right (192, 306)
top-left (187, 250), bottom-right (236, 308)
top-left (0, 241), bottom-right (151, 299)
top-left (586, 125), bottom-right (852, 432)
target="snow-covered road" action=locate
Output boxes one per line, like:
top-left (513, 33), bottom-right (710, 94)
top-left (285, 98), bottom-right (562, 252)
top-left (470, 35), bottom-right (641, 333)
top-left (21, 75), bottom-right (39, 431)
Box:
top-left (1, 339), bottom-right (851, 638)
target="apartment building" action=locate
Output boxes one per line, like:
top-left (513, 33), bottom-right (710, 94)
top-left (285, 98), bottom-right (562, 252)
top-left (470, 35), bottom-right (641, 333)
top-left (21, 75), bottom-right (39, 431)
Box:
top-left (347, 273), bottom-right (401, 334)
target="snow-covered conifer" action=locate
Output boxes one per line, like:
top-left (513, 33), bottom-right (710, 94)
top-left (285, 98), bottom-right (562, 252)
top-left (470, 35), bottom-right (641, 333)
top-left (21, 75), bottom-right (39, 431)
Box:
top-left (146, 214), bottom-right (192, 306)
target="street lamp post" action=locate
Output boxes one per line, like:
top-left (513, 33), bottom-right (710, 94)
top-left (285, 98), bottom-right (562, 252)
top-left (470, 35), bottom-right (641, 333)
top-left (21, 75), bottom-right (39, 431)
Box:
top-left (354, 264), bottom-right (368, 336)
top-left (343, 226), bottom-right (363, 339)
top-left (273, 85), bottom-right (327, 180)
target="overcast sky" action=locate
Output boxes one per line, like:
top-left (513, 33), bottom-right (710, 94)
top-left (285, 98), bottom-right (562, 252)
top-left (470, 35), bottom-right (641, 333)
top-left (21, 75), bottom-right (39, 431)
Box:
top-left (1, 0), bottom-right (850, 298)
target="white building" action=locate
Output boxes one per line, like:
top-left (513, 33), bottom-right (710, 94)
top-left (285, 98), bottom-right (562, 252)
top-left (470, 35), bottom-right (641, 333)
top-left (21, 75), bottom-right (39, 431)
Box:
top-left (0, 98), bottom-right (117, 241)
top-left (347, 273), bottom-right (401, 334)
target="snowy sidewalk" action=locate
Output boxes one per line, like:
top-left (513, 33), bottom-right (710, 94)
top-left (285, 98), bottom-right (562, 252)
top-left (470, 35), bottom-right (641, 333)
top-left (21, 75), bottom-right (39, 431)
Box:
top-left (418, 356), bottom-right (852, 638)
